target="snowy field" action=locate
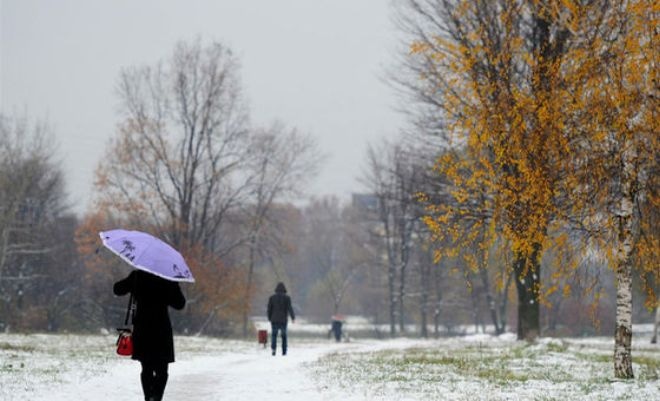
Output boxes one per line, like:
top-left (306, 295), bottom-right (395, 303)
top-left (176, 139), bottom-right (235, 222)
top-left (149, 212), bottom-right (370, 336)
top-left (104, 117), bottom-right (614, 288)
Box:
top-left (311, 334), bottom-right (659, 401)
top-left (0, 329), bottom-right (658, 400)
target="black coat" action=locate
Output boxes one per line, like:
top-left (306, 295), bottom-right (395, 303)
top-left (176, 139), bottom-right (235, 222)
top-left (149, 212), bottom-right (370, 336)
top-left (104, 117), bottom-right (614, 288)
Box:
top-left (113, 270), bottom-right (185, 363)
top-left (267, 283), bottom-right (295, 324)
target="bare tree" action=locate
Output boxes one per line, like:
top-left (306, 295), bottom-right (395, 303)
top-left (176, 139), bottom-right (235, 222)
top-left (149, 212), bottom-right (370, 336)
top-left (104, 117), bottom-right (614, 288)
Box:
top-left (92, 39), bottom-right (324, 336)
top-left (364, 140), bottom-right (425, 335)
top-left (239, 122), bottom-right (321, 336)
top-left (0, 114), bottom-right (72, 331)
top-left (96, 38), bottom-right (250, 252)
top-left (303, 197), bottom-right (370, 318)
top-left (363, 147), bottom-right (397, 336)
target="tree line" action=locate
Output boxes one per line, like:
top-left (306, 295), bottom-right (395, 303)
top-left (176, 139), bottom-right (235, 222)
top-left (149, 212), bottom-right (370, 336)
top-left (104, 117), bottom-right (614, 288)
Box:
top-left (0, 112), bottom-right (648, 344)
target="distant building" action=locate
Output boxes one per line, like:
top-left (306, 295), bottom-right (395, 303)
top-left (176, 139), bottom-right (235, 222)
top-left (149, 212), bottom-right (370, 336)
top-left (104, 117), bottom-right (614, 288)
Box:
top-left (351, 193), bottom-right (379, 214)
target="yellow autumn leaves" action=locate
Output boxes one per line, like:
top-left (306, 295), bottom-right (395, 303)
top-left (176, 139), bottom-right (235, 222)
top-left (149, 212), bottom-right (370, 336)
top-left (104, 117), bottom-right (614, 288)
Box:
top-left (411, 0), bottom-right (658, 311)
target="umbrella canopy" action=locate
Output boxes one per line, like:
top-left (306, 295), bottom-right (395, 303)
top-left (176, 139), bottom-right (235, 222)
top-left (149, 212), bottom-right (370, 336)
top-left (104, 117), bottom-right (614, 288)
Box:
top-left (99, 229), bottom-right (195, 283)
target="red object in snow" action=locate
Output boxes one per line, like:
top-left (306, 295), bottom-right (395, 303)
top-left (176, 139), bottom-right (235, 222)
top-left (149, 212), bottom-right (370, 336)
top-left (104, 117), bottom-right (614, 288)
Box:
top-left (257, 329), bottom-right (268, 347)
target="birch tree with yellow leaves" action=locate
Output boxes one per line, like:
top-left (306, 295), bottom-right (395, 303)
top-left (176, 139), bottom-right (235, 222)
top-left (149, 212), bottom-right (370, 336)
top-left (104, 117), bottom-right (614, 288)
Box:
top-left (399, 0), bottom-right (658, 378)
top-left (559, 1), bottom-right (658, 378)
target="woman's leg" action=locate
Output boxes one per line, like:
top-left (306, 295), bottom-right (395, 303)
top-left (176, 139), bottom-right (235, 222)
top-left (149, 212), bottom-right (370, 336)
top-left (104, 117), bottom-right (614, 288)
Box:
top-left (140, 362), bottom-right (155, 400)
top-left (140, 362), bottom-right (168, 401)
top-left (152, 363), bottom-right (169, 401)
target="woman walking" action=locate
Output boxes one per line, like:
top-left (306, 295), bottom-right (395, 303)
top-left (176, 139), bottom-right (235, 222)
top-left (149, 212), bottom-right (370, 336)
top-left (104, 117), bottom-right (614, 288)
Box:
top-left (114, 270), bottom-right (186, 401)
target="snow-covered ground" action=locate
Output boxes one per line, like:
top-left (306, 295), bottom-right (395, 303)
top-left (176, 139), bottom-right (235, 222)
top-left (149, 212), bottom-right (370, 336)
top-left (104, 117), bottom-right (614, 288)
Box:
top-left (0, 329), bottom-right (658, 400)
top-left (0, 333), bottom-right (353, 400)
top-left (312, 334), bottom-right (660, 401)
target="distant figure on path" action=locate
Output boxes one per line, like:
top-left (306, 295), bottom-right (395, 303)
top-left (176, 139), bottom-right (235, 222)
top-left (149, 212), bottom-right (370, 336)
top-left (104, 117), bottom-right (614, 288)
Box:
top-left (267, 282), bottom-right (295, 356)
top-left (114, 270), bottom-right (186, 401)
top-left (330, 315), bottom-right (344, 342)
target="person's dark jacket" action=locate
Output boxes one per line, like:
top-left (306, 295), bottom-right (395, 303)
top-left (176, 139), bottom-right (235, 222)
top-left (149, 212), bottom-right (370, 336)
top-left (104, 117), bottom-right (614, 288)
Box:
top-left (113, 270), bottom-right (185, 363)
top-left (267, 282), bottom-right (295, 324)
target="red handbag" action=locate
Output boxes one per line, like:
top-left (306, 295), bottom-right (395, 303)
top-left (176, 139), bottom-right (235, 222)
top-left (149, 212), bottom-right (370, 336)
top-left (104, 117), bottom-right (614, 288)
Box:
top-left (116, 329), bottom-right (133, 356)
top-left (116, 293), bottom-right (135, 356)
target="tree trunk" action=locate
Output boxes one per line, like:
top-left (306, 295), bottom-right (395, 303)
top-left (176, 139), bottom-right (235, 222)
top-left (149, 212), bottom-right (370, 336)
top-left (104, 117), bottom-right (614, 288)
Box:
top-left (613, 140), bottom-right (638, 378)
top-left (513, 250), bottom-right (541, 341)
top-left (479, 263), bottom-right (502, 334)
top-left (465, 270), bottom-right (482, 334)
top-left (420, 296), bottom-right (428, 338)
top-left (197, 306), bottom-right (221, 337)
top-left (433, 263), bottom-right (443, 338)
top-left (419, 259), bottom-right (430, 338)
top-left (242, 235), bottom-right (257, 338)
top-left (388, 261), bottom-right (397, 337)
top-left (398, 263), bottom-right (407, 334)
top-left (499, 271), bottom-right (513, 334)
top-left (475, 226), bottom-right (500, 334)
top-left (614, 250), bottom-right (634, 378)
top-left (651, 307), bottom-right (659, 344)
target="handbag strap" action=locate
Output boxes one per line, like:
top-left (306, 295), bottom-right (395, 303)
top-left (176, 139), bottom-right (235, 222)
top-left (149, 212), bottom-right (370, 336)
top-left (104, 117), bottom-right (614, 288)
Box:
top-left (123, 271), bottom-right (138, 326)
top-left (123, 292), bottom-right (134, 326)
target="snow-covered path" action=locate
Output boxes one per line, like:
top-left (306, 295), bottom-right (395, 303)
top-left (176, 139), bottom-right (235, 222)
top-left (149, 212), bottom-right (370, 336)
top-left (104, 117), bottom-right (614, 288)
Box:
top-left (41, 340), bottom-right (354, 401)
top-left (167, 345), bottom-right (332, 400)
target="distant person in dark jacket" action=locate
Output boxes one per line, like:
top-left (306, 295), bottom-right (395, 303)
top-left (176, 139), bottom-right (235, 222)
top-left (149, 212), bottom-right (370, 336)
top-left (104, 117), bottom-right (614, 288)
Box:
top-left (267, 282), bottom-right (295, 356)
top-left (330, 316), bottom-right (343, 342)
top-left (114, 270), bottom-right (186, 401)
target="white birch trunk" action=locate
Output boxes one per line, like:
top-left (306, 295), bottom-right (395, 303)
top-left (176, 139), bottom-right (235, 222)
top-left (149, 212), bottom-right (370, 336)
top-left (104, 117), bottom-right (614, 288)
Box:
top-left (613, 140), bottom-right (637, 379)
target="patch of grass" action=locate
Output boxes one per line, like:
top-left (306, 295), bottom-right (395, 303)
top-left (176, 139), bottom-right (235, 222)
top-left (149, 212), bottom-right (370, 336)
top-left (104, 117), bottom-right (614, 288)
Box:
top-left (0, 342), bottom-right (36, 352)
top-left (398, 351), bottom-right (539, 383)
top-left (634, 356), bottom-right (660, 380)
top-left (576, 379), bottom-right (601, 394)
top-left (634, 355), bottom-right (660, 370)
top-left (574, 352), bottom-right (611, 364)
top-left (572, 350), bottom-right (660, 379)
top-left (403, 354), bottom-right (480, 368)
top-left (545, 341), bottom-right (568, 353)
top-left (325, 345), bottom-right (554, 385)
top-left (509, 343), bottom-right (533, 359)
top-left (474, 367), bottom-right (527, 383)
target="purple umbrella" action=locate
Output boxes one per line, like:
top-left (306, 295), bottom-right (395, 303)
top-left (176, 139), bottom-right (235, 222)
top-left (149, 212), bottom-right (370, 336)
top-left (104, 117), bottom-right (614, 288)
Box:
top-left (99, 229), bottom-right (195, 283)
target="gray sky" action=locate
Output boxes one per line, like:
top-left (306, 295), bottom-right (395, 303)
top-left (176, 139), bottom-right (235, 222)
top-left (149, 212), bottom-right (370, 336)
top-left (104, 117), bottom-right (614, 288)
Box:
top-left (1, 0), bottom-right (403, 214)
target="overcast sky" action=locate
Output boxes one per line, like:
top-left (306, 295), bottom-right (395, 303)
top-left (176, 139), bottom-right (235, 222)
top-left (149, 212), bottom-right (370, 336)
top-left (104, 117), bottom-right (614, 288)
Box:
top-left (1, 0), bottom-right (403, 214)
